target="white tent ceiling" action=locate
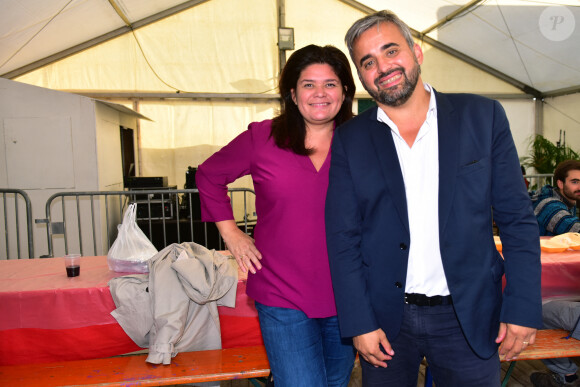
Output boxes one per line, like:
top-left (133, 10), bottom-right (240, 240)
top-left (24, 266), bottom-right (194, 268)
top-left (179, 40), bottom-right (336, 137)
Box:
top-left (1, 0), bottom-right (578, 97)
top-left (2, 0), bottom-right (579, 198)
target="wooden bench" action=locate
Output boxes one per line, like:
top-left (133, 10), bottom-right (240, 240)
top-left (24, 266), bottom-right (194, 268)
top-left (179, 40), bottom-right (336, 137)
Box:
top-left (0, 345), bottom-right (270, 387)
top-left (500, 329), bottom-right (580, 387)
top-left (423, 329), bottom-right (580, 387)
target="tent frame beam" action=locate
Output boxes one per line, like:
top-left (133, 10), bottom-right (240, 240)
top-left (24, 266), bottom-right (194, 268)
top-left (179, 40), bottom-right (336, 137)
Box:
top-left (416, 33), bottom-right (542, 98)
top-left (1, 0), bottom-right (212, 79)
top-left (421, 0), bottom-right (485, 35)
top-left (70, 91), bottom-right (535, 101)
top-left (544, 85), bottom-right (580, 98)
top-left (71, 92), bottom-right (282, 101)
top-left (337, 0), bottom-right (544, 98)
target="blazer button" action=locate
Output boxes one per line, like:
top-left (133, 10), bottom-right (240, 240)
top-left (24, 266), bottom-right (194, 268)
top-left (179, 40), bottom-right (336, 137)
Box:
top-left (395, 282), bottom-right (402, 288)
top-left (400, 243), bottom-right (408, 250)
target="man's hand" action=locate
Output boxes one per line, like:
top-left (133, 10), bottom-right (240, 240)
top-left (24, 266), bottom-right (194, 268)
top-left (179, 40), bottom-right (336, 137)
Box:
top-left (353, 328), bottom-right (394, 368)
top-left (496, 322), bottom-right (537, 361)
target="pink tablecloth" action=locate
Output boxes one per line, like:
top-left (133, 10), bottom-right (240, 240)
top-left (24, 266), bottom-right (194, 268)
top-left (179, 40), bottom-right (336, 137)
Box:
top-left (0, 255), bottom-right (263, 366)
top-left (2, 250), bottom-right (578, 366)
top-left (540, 249), bottom-right (580, 300)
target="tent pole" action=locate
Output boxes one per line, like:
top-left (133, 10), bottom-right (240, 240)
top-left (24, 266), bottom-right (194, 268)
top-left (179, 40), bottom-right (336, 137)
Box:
top-left (535, 98), bottom-right (544, 136)
top-left (277, 0), bottom-right (287, 73)
top-left (132, 100), bottom-right (143, 176)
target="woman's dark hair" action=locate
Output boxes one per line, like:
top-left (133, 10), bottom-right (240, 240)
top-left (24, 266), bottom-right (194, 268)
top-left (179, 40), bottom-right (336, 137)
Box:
top-left (270, 44), bottom-right (356, 155)
top-left (554, 159), bottom-right (580, 184)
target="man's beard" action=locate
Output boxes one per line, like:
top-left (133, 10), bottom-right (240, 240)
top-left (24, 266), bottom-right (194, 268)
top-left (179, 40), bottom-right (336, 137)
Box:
top-left (562, 184), bottom-right (580, 203)
top-left (363, 61), bottom-right (421, 107)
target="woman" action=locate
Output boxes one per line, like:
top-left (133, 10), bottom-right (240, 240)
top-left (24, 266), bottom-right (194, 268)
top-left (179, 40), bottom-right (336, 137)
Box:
top-left (196, 44), bottom-right (356, 387)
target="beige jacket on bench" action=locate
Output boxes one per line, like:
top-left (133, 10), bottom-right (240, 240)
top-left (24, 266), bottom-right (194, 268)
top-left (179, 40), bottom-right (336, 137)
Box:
top-left (108, 242), bottom-right (238, 365)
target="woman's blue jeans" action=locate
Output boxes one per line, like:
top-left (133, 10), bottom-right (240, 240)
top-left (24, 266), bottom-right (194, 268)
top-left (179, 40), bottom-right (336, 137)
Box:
top-left (255, 302), bottom-right (355, 387)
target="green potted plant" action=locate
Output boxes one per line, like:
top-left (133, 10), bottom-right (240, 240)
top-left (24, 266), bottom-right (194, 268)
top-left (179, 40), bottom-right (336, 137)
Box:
top-left (521, 134), bottom-right (579, 174)
top-left (520, 134), bottom-right (579, 191)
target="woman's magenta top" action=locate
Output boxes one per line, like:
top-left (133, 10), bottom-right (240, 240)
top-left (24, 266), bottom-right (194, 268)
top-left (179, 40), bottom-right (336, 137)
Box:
top-left (196, 119), bottom-right (337, 318)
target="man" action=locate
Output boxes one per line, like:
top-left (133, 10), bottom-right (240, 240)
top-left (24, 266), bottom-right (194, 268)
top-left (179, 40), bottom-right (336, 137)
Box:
top-left (531, 159), bottom-right (580, 236)
top-left (325, 10), bottom-right (542, 386)
top-left (529, 160), bottom-right (580, 386)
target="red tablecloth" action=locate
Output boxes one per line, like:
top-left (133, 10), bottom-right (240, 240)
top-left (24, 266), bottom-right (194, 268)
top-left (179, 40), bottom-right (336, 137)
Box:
top-left (0, 255), bottom-right (263, 366)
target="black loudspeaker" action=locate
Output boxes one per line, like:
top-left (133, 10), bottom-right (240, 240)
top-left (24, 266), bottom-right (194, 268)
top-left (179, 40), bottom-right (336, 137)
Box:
top-left (185, 167), bottom-right (197, 189)
top-left (182, 167), bottom-right (201, 220)
top-left (125, 176), bottom-right (168, 188)
top-left (136, 200), bottom-right (174, 220)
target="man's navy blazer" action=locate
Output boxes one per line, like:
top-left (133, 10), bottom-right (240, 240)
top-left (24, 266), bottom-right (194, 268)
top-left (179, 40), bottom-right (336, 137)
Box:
top-left (325, 90), bottom-right (542, 359)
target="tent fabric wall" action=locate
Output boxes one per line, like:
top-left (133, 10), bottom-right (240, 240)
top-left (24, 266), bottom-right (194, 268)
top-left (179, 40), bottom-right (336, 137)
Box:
top-left (543, 94), bottom-right (580, 152)
top-left (497, 99), bottom-right (536, 158)
top-left (135, 99), bottom-right (277, 189)
top-left (420, 43), bottom-right (522, 95)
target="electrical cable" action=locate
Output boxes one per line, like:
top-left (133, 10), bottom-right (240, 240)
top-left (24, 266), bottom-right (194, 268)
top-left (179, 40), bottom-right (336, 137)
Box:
top-left (0, 0), bottom-right (74, 70)
top-left (543, 100), bottom-right (580, 126)
top-left (2, 0), bottom-right (277, 97)
top-left (129, 28), bottom-right (182, 92)
top-left (130, 27), bottom-right (278, 96)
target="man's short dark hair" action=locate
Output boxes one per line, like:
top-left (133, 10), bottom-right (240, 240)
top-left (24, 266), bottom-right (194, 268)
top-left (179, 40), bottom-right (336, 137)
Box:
top-left (554, 160), bottom-right (580, 184)
top-left (344, 10), bottom-right (415, 63)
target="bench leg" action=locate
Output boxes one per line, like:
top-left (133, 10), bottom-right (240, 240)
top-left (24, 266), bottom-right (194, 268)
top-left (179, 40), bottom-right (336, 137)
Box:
top-left (249, 372), bottom-right (273, 387)
top-left (249, 378), bottom-right (263, 387)
top-left (501, 361), bottom-right (517, 387)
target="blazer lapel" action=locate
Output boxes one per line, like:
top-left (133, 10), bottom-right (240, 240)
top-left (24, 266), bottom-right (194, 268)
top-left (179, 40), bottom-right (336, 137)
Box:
top-left (367, 109), bottom-right (410, 233)
top-left (436, 91), bottom-right (460, 235)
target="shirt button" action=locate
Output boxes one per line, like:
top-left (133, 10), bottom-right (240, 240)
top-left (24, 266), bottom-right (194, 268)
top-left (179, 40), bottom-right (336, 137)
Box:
top-left (395, 282), bottom-right (402, 288)
top-left (400, 243), bottom-right (408, 250)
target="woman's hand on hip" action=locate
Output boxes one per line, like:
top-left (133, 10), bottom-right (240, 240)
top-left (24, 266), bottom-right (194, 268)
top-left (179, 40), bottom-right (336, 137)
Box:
top-left (216, 220), bottom-right (262, 274)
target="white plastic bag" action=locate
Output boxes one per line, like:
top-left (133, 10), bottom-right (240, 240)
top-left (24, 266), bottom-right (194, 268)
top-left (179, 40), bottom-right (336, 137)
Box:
top-left (107, 203), bottom-right (158, 273)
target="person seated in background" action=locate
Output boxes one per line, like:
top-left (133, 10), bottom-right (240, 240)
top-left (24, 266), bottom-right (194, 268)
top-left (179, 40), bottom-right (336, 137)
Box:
top-left (530, 301), bottom-right (580, 387)
top-left (530, 160), bottom-right (580, 236)
top-left (529, 159), bottom-right (580, 386)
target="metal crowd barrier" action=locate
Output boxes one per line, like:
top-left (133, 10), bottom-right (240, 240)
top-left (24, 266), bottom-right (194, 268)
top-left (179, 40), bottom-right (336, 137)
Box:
top-left (0, 188), bottom-right (34, 259)
top-left (0, 174), bottom-right (558, 259)
top-left (39, 188), bottom-right (256, 258)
